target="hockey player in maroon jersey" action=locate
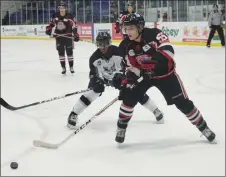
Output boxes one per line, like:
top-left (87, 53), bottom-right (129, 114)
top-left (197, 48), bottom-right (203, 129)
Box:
top-left (67, 32), bottom-right (164, 129)
top-left (45, 2), bottom-right (80, 74)
top-left (115, 3), bottom-right (135, 39)
top-left (112, 13), bottom-right (216, 144)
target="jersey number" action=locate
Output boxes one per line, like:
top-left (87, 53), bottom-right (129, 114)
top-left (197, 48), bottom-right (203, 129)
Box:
top-left (156, 32), bottom-right (168, 43)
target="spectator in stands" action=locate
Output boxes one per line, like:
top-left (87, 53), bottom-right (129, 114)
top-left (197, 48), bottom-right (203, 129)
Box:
top-left (221, 5), bottom-right (225, 21)
top-left (2, 11), bottom-right (9, 25)
top-left (163, 12), bottom-right (168, 22)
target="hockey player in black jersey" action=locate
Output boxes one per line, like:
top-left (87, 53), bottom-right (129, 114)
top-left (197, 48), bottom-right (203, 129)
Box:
top-left (67, 32), bottom-right (164, 129)
top-left (115, 3), bottom-right (135, 39)
top-left (113, 13), bottom-right (216, 144)
top-left (45, 2), bottom-right (80, 74)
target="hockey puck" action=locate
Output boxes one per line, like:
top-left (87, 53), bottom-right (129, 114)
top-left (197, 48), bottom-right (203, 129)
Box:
top-left (10, 162), bottom-right (18, 169)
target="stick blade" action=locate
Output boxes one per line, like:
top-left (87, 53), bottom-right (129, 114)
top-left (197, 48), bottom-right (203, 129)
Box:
top-left (33, 140), bottom-right (59, 149)
top-left (0, 97), bottom-right (16, 110)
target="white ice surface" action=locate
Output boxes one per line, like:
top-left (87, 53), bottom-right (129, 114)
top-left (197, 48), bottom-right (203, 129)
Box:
top-left (1, 40), bottom-right (225, 176)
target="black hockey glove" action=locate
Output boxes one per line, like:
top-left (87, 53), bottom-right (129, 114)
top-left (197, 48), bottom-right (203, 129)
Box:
top-left (117, 72), bottom-right (140, 100)
top-left (45, 26), bottom-right (52, 36)
top-left (74, 33), bottom-right (80, 42)
top-left (112, 73), bottom-right (126, 89)
top-left (115, 22), bottom-right (121, 33)
top-left (89, 76), bottom-right (105, 93)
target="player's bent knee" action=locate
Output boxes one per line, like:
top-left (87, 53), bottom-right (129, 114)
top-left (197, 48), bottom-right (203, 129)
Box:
top-left (139, 94), bottom-right (149, 105)
top-left (66, 49), bottom-right (73, 56)
top-left (58, 48), bottom-right (65, 56)
top-left (122, 95), bottom-right (139, 107)
top-left (93, 85), bottom-right (105, 93)
top-left (174, 97), bottom-right (194, 114)
top-left (88, 80), bottom-right (105, 93)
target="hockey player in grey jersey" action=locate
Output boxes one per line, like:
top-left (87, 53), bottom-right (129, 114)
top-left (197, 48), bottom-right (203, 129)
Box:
top-left (67, 32), bottom-right (164, 129)
top-left (207, 4), bottom-right (225, 47)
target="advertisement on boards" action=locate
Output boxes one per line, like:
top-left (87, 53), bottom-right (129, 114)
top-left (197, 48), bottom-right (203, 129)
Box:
top-left (37, 25), bottom-right (47, 36)
top-left (93, 23), bottom-right (111, 40)
top-left (17, 26), bottom-right (27, 36)
top-left (182, 22), bottom-right (209, 42)
top-left (1, 26), bottom-right (18, 36)
top-left (26, 25), bottom-right (48, 38)
top-left (77, 24), bottom-right (92, 40)
top-left (156, 22), bottom-right (223, 43)
top-left (156, 22), bottom-right (181, 42)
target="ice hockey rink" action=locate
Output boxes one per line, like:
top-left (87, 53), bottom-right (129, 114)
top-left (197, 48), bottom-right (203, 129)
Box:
top-left (1, 39), bottom-right (225, 176)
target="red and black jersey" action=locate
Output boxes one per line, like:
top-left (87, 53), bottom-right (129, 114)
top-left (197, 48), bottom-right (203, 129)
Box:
top-left (118, 27), bottom-right (175, 79)
top-left (46, 12), bottom-right (77, 37)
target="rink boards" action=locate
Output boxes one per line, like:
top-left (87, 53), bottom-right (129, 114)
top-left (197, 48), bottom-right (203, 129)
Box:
top-left (1, 22), bottom-right (225, 46)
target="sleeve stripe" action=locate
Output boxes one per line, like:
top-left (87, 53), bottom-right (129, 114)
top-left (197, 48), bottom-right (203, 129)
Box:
top-left (158, 50), bottom-right (174, 59)
top-left (68, 19), bottom-right (76, 28)
top-left (158, 42), bottom-right (172, 49)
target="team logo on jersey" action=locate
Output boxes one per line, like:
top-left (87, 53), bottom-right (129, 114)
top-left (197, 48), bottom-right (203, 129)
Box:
top-left (128, 49), bottom-right (135, 56)
top-left (93, 56), bottom-right (122, 80)
top-left (142, 44), bottom-right (151, 52)
top-left (56, 21), bottom-right (66, 30)
top-left (97, 60), bottom-right (102, 66)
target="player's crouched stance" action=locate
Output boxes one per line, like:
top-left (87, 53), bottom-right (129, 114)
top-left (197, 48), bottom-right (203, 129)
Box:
top-left (115, 13), bottom-right (216, 144)
top-left (67, 32), bottom-right (164, 129)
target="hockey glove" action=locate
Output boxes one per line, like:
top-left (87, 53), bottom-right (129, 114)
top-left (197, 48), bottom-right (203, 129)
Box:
top-left (112, 73), bottom-right (126, 89)
top-left (89, 76), bottom-right (105, 93)
top-left (137, 54), bottom-right (157, 80)
top-left (74, 33), bottom-right (80, 42)
top-left (118, 78), bottom-right (139, 100)
top-left (117, 72), bottom-right (140, 100)
top-left (45, 26), bottom-right (52, 36)
top-left (115, 22), bottom-right (121, 33)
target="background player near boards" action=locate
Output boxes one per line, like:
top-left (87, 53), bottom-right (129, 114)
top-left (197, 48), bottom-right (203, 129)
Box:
top-left (45, 2), bottom-right (80, 75)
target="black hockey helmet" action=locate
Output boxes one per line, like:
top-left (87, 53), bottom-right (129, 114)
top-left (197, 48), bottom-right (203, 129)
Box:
top-left (213, 4), bottom-right (218, 10)
top-left (123, 13), bottom-right (145, 32)
top-left (127, 2), bottom-right (133, 8)
top-left (127, 2), bottom-right (133, 13)
top-left (58, 1), bottom-right (67, 9)
top-left (96, 32), bottom-right (111, 48)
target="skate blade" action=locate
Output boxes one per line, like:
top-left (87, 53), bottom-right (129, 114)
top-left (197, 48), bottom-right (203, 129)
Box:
top-left (116, 143), bottom-right (123, 149)
top-left (66, 124), bottom-right (77, 130)
top-left (209, 139), bottom-right (218, 144)
top-left (156, 119), bottom-right (164, 124)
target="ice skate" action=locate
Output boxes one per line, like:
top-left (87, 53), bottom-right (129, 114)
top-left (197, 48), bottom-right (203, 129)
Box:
top-left (61, 67), bottom-right (66, 75)
top-left (70, 67), bottom-right (74, 74)
top-left (115, 128), bottom-right (126, 144)
top-left (67, 112), bottom-right (78, 129)
top-left (201, 126), bottom-right (217, 144)
top-left (153, 108), bottom-right (164, 124)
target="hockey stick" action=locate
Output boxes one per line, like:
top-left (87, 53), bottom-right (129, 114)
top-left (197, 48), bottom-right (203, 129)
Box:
top-left (0, 88), bottom-right (91, 111)
top-left (32, 77), bottom-right (144, 149)
top-left (33, 96), bottom-right (119, 149)
top-left (53, 33), bottom-right (93, 43)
